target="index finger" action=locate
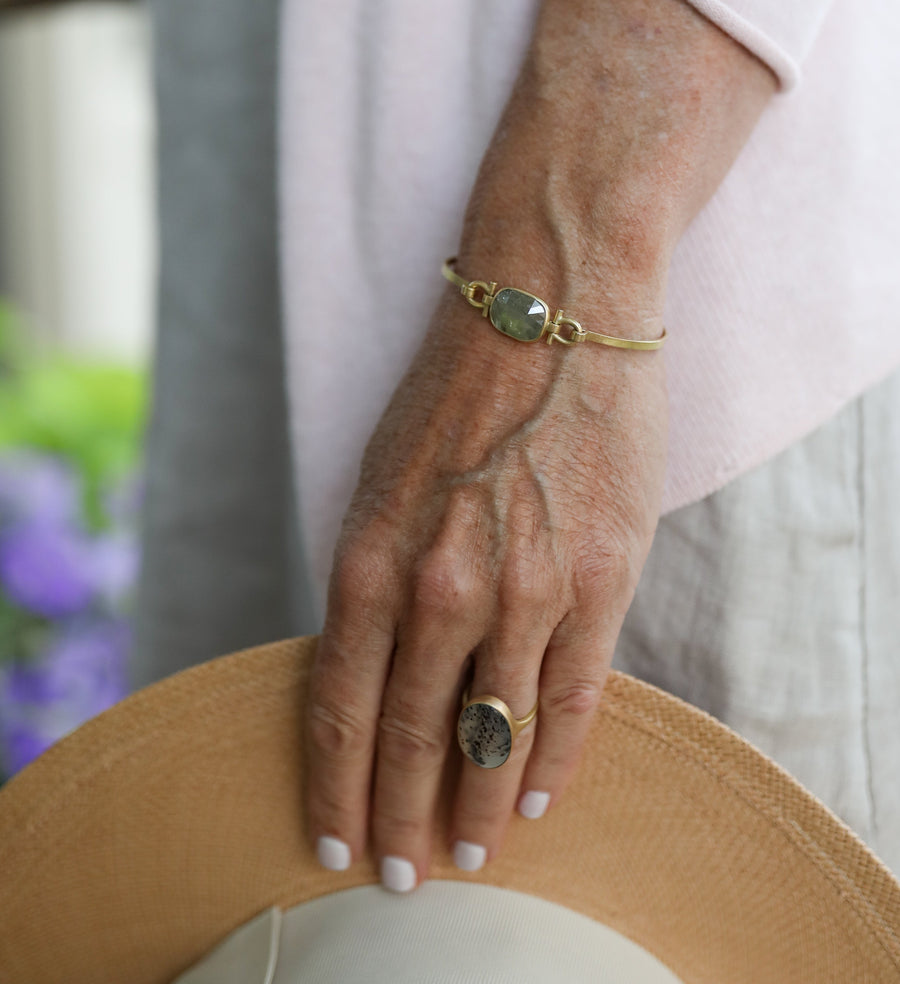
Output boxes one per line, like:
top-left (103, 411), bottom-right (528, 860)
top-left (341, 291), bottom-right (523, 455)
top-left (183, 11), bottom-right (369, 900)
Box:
top-left (305, 544), bottom-right (398, 871)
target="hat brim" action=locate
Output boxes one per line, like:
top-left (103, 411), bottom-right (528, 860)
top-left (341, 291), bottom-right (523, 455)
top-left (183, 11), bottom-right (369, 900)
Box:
top-left (1, 636), bottom-right (898, 982)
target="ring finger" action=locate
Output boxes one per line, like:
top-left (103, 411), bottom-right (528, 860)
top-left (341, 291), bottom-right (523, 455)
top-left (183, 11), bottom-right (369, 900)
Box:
top-left (449, 616), bottom-right (554, 871)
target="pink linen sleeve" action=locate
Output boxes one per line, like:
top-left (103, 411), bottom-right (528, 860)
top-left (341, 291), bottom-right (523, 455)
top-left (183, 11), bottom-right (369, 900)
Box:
top-left (683, 0), bottom-right (834, 90)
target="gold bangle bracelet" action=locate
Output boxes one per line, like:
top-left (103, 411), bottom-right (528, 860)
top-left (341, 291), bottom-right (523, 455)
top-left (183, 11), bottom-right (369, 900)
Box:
top-left (442, 258), bottom-right (666, 351)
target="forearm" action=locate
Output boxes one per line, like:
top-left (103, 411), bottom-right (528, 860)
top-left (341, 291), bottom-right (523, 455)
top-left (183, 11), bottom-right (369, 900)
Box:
top-left (457, 0), bottom-right (776, 337)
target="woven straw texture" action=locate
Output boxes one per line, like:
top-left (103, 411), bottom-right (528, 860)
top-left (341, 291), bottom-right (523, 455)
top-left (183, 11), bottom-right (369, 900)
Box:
top-left (0, 636), bottom-right (898, 983)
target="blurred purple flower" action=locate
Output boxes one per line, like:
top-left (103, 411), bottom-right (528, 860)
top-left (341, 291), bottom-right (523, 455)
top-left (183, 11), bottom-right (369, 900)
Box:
top-left (0, 724), bottom-right (48, 778)
top-left (0, 449), bottom-right (142, 777)
top-left (0, 618), bottom-right (130, 775)
top-left (84, 531), bottom-right (140, 608)
top-left (0, 451), bottom-right (81, 527)
top-left (0, 520), bottom-right (95, 618)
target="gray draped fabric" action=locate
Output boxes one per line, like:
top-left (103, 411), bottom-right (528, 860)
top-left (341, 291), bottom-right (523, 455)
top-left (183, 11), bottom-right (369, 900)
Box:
top-left (133, 0), bottom-right (315, 689)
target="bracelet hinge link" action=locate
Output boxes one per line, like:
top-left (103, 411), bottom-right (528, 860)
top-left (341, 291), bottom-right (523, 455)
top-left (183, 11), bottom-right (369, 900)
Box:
top-left (461, 279), bottom-right (497, 316)
top-left (546, 313), bottom-right (586, 346)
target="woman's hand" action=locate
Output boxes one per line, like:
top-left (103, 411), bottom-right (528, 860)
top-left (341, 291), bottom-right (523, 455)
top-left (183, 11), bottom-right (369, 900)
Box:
top-left (310, 281), bottom-right (667, 887)
top-left (305, 0), bottom-right (776, 889)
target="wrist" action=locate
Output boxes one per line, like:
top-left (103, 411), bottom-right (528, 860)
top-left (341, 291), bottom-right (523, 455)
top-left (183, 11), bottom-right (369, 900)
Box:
top-left (456, 159), bottom-right (670, 345)
top-left (455, 0), bottom-right (775, 330)
top-left (450, 240), bottom-right (667, 348)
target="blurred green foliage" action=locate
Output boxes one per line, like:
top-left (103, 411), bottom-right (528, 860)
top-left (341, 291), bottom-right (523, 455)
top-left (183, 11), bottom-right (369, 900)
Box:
top-left (0, 304), bottom-right (147, 529)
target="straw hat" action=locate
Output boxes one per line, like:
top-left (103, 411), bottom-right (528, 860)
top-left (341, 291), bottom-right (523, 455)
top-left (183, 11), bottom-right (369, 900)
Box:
top-left (1, 636), bottom-right (898, 982)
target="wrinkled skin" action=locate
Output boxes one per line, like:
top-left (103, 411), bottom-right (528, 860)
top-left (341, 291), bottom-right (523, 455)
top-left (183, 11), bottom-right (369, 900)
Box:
top-left (305, 0), bottom-right (776, 888)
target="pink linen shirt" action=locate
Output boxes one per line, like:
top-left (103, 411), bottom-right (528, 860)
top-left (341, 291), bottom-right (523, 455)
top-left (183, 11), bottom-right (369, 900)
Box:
top-left (279, 0), bottom-right (900, 613)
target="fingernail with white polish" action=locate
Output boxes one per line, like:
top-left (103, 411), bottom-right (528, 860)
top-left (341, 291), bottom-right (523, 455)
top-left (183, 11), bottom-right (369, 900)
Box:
top-left (518, 790), bottom-right (551, 819)
top-left (453, 840), bottom-right (487, 872)
top-left (316, 835), bottom-right (351, 871)
top-left (381, 855), bottom-right (417, 893)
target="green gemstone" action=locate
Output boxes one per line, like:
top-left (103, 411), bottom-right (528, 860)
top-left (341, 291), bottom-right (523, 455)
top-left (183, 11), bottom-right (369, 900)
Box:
top-left (489, 288), bottom-right (548, 342)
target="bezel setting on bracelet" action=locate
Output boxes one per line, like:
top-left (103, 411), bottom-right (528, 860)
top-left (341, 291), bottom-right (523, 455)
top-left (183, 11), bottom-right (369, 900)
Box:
top-left (489, 287), bottom-right (550, 342)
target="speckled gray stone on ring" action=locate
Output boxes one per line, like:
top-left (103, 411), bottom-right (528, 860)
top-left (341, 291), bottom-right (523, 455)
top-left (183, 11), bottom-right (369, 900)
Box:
top-left (457, 693), bottom-right (539, 769)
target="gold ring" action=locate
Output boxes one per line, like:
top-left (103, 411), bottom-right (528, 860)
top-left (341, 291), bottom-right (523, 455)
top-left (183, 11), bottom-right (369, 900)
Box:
top-left (457, 690), bottom-right (538, 769)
